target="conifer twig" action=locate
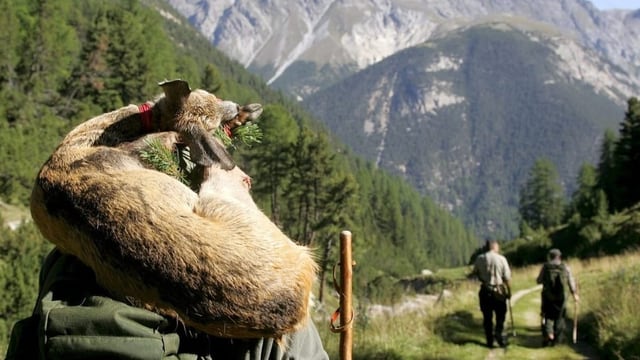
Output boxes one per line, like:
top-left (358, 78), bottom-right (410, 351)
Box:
top-left (139, 124), bottom-right (262, 187)
top-left (139, 138), bottom-right (188, 185)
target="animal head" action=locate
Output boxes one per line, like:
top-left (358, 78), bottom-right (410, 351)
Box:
top-left (158, 79), bottom-right (263, 170)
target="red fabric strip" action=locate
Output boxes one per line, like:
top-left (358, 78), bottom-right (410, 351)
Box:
top-left (138, 103), bottom-right (152, 132)
top-left (223, 123), bottom-right (232, 138)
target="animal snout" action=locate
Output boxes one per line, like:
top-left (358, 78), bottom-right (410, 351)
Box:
top-left (230, 103), bottom-right (262, 128)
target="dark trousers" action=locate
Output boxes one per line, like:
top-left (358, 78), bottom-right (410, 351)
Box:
top-left (542, 297), bottom-right (566, 344)
top-left (479, 287), bottom-right (507, 346)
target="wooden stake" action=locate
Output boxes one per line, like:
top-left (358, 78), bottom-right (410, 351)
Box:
top-left (573, 300), bottom-right (579, 344)
top-left (339, 230), bottom-right (354, 360)
top-left (508, 298), bottom-right (516, 337)
top-left (573, 283), bottom-right (580, 344)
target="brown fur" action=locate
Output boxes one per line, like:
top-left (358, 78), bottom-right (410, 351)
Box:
top-left (30, 80), bottom-right (317, 338)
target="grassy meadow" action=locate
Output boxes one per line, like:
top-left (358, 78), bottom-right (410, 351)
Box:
top-left (315, 250), bottom-right (640, 359)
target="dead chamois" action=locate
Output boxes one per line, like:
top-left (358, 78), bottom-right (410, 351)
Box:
top-left (30, 80), bottom-right (317, 339)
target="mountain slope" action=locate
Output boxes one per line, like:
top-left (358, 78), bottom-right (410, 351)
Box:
top-left (303, 24), bottom-right (625, 236)
top-left (165, 0), bottom-right (640, 98)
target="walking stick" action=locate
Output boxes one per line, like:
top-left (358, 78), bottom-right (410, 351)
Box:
top-left (572, 300), bottom-right (579, 344)
top-left (508, 298), bottom-right (516, 337)
top-left (330, 230), bottom-right (355, 360)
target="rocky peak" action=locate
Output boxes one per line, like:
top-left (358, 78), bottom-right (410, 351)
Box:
top-left (166, 0), bottom-right (640, 96)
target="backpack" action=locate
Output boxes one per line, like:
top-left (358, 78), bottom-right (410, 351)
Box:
top-left (541, 263), bottom-right (568, 303)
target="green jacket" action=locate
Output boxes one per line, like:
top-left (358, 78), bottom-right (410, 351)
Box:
top-left (6, 249), bottom-right (328, 360)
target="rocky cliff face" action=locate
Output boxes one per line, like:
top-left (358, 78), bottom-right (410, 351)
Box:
top-left (303, 24), bottom-right (628, 236)
top-left (166, 0), bottom-right (640, 99)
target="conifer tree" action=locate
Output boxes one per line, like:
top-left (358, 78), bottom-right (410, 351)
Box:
top-left (102, 1), bottom-right (177, 105)
top-left (611, 97), bottom-right (640, 210)
top-left (368, 175), bottom-right (403, 245)
top-left (0, 222), bottom-right (52, 350)
top-left (202, 64), bottom-right (223, 94)
top-left (596, 129), bottom-right (618, 212)
top-left (64, 4), bottom-right (118, 112)
top-left (19, 0), bottom-right (80, 99)
top-left (0, 0), bottom-right (20, 87)
top-left (285, 128), bottom-right (356, 246)
top-left (243, 104), bottom-right (299, 226)
top-left (247, 122), bottom-right (357, 302)
top-left (518, 158), bottom-right (565, 230)
top-left (569, 163), bottom-right (606, 221)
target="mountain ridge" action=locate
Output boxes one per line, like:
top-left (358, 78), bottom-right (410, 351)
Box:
top-left (303, 24), bottom-right (625, 236)
top-left (163, 0), bottom-right (638, 237)
top-left (166, 0), bottom-right (640, 98)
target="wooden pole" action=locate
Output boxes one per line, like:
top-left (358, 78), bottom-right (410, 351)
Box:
top-left (573, 283), bottom-right (580, 344)
top-left (508, 298), bottom-right (516, 337)
top-left (572, 300), bottom-right (579, 344)
top-left (339, 230), bottom-right (353, 360)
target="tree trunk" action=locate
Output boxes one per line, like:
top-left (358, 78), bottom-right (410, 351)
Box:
top-left (318, 237), bottom-right (333, 303)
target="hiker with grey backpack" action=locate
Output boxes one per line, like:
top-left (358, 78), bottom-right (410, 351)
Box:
top-left (537, 248), bottom-right (579, 346)
top-left (471, 239), bottom-right (512, 348)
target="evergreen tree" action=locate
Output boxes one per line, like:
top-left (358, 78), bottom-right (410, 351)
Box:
top-left (243, 104), bottom-right (300, 226)
top-left (0, 0), bottom-right (21, 87)
top-left (369, 176), bottom-right (403, 245)
top-left (519, 158), bottom-right (565, 231)
top-left (202, 64), bottom-right (223, 93)
top-left (18, 0), bottom-right (80, 101)
top-left (101, 0), bottom-right (177, 105)
top-left (0, 222), bottom-right (52, 351)
top-left (64, 4), bottom-right (117, 112)
top-left (569, 163), bottom-right (606, 221)
top-left (596, 129), bottom-right (618, 212)
top-left (244, 119), bottom-right (357, 301)
top-left (285, 128), bottom-right (356, 246)
top-left (611, 97), bottom-right (640, 211)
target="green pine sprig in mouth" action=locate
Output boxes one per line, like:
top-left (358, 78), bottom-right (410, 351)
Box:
top-left (139, 123), bottom-right (262, 186)
top-left (214, 122), bottom-right (263, 149)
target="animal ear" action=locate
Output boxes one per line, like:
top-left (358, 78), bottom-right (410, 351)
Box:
top-left (183, 123), bottom-right (236, 170)
top-left (159, 79), bottom-right (191, 112)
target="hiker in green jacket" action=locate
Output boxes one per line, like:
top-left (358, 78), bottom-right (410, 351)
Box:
top-left (536, 248), bottom-right (579, 346)
top-left (6, 248), bottom-right (329, 360)
top-left (471, 239), bottom-right (512, 348)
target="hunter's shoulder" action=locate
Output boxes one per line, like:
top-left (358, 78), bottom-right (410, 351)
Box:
top-left (492, 251), bottom-right (509, 263)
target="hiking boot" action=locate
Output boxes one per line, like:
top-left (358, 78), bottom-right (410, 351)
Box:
top-left (486, 334), bottom-right (494, 349)
top-left (497, 337), bottom-right (508, 348)
top-left (543, 334), bottom-right (555, 347)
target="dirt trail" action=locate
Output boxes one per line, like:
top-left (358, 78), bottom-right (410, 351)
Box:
top-left (511, 284), bottom-right (542, 303)
top-left (484, 284), bottom-right (600, 360)
top-left (483, 285), bottom-right (541, 360)
top-left (510, 285), bottom-right (544, 337)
